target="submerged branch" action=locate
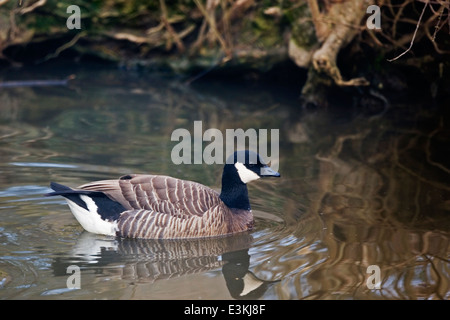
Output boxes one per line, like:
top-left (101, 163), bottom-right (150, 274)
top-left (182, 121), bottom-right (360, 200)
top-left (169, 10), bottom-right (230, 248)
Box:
top-left (37, 32), bottom-right (86, 63)
top-left (0, 75), bottom-right (75, 88)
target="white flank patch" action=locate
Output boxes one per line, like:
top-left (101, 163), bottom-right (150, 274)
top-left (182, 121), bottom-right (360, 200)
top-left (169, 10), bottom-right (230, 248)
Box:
top-left (65, 195), bottom-right (117, 236)
top-left (235, 162), bottom-right (260, 184)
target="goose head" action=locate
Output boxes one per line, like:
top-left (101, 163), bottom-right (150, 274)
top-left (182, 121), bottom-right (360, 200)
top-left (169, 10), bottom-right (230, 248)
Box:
top-left (219, 150), bottom-right (280, 210)
top-left (231, 150), bottom-right (280, 183)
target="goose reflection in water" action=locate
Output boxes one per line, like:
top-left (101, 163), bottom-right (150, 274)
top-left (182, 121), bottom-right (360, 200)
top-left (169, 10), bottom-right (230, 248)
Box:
top-left (51, 231), bottom-right (279, 299)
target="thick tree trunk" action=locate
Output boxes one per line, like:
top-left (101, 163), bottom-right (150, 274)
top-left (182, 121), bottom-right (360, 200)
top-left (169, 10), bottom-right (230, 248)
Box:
top-left (300, 0), bottom-right (371, 106)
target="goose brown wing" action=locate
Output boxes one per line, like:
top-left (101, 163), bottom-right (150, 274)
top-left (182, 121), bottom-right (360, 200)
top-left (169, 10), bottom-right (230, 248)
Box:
top-left (117, 206), bottom-right (226, 239)
top-left (79, 174), bottom-right (222, 217)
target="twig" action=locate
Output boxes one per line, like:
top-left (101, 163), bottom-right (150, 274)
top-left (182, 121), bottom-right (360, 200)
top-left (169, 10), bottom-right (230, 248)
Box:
top-left (36, 32), bottom-right (85, 63)
top-left (431, 2), bottom-right (445, 41)
top-left (391, 0), bottom-right (411, 39)
top-left (387, 0), bottom-right (429, 62)
top-left (366, 29), bottom-right (385, 47)
top-left (425, 21), bottom-right (450, 53)
top-left (19, 0), bottom-right (46, 15)
top-left (193, 0), bottom-right (231, 60)
top-left (159, 0), bottom-right (185, 52)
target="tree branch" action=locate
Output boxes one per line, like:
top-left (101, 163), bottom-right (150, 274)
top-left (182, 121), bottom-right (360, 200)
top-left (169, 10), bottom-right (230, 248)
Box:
top-left (387, 0), bottom-right (429, 62)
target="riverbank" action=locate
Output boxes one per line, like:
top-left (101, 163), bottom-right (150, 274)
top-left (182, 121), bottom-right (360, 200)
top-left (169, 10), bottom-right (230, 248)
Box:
top-left (1, 1), bottom-right (449, 108)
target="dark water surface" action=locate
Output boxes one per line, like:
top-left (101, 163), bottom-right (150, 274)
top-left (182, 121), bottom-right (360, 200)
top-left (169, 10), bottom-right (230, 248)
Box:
top-left (0, 64), bottom-right (449, 299)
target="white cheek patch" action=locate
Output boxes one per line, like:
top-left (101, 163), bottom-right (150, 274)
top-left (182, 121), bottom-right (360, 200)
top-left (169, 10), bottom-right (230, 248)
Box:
top-left (235, 162), bottom-right (260, 184)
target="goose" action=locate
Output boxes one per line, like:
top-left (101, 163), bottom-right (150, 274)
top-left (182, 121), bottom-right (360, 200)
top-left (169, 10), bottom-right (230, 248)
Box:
top-left (46, 150), bottom-right (280, 239)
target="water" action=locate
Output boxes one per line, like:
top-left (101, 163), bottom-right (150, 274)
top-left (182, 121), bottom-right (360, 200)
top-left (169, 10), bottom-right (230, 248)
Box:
top-left (0, 64), bottom-right (449, 300)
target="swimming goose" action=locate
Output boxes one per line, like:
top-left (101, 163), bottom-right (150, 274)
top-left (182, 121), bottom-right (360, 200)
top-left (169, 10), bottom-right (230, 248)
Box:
top-left (46, 150), bottom-right (280, 239)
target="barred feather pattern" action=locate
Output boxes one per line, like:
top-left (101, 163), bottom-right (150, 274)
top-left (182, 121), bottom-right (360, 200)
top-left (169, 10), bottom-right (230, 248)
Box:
top-left (79, 174), bottom-right (254, 239)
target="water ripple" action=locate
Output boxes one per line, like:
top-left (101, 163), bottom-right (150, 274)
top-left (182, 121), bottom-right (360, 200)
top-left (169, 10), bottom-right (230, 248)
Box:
top-left (10, 162), bottom-right (78, 169)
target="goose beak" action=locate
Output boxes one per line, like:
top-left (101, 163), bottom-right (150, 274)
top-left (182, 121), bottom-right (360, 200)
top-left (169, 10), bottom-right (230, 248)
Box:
top-left (260, 166), bottom-right (280, 177)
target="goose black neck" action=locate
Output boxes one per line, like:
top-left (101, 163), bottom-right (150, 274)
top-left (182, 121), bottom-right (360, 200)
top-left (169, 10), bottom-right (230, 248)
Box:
top-left (219, 164), bottom-right (251, 211)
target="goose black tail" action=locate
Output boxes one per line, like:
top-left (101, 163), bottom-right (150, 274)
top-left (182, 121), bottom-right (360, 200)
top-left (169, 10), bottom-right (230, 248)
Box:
top-left (46, 182), bottom-right (125, 221)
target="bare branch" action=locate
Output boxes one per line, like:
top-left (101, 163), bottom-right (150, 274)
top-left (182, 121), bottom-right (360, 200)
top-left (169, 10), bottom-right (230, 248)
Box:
top-left (306, 0), bottom-right (329, 41)
top-left (20, 0), bottom-right (46, 15)
top-left (387, 0), bottom-right (429, 62)
top-left (159, 0), bottom-right (185, 52)
top-left (193, 0), bottom-right (231, 60)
